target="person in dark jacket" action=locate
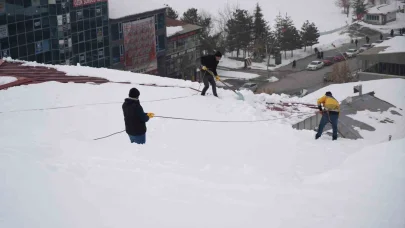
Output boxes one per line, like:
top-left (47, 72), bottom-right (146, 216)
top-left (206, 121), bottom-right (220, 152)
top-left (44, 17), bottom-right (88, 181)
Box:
top-left (122, 88), bottom-right (154, 144)
top-left (200, 51), bottom-right (222, 97)
top-left (380, 33), bottom-right (383, 40)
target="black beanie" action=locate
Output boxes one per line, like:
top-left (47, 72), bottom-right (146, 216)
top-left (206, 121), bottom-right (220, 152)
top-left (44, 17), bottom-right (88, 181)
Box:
top-left (214, 51), bottom-right (222, 57)
top-left (129, 88), bottom-right (140, 98)
top-left (325, 91), bottom-right (332, 96)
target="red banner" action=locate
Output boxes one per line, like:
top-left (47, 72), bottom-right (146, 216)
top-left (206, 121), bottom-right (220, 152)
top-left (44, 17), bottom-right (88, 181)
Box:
top-left (123, 17), bottom-right (157, 73)
top-left (73, 0), bottom-right (107, 7)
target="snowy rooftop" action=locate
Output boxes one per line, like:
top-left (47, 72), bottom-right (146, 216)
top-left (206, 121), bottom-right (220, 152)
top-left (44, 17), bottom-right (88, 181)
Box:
top-left (108, 0), bottom-right (167, 19)
top-left (374, 36), bottom-right (405, 54)
top-left (166, 18), bottom-right (202, 38)
top-left (367, 3), bottom-right (401, 14)
top-left (1, 58), bottom-right (405, 227)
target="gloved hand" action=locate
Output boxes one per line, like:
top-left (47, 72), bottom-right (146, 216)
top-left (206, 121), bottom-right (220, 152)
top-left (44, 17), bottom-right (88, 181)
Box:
top-left (201, 66), bottom-right (208, 71)
top-left (215, 75), bottom-right (220, 81)
top-left (147, 113), bottom-right (155, 118)
top-left (318, 110), bottom-right (324, 114)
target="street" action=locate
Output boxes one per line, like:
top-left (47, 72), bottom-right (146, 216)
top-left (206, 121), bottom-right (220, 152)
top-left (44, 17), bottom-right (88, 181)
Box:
top-left (222, 27), bottom-right (385, 95)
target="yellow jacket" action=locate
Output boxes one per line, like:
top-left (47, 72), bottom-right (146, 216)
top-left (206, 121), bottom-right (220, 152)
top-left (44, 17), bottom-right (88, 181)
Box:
top-left (317, 95), bottom-right (340, 112)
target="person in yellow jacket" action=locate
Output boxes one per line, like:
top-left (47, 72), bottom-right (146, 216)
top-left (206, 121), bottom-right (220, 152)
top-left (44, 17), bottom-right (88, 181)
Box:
top-left (315, 91), bottom-right (340, 140)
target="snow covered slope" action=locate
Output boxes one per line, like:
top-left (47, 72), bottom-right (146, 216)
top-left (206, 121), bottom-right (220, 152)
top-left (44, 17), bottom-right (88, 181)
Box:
top-left (1, 64), bottom-right (405, 228)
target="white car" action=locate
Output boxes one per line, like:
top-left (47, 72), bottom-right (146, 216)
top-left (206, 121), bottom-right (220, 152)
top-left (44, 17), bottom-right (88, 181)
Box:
top-left (345, 49), bottom-right (358, 58)
top-left (306, 61), bottom-right (324, 71)
top-left (359, 44), bottom-right (373, 53)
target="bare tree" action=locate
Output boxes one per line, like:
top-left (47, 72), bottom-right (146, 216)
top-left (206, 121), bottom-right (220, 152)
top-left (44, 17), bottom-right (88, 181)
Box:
top-left (335, 0), bottom-right (351, 17)
top-left (331, 61), bottom-right (353, 83)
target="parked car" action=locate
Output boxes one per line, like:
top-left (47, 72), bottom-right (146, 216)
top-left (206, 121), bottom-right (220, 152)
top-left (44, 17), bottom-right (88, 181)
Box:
top-left (334, 54), bottom-right (347, 62)
top-left (240, 82), bottom-right (258, 92)
top-left (306, 61), bottom-right (324, 70)
top-left (322, 56), bottom-right (335, 66)
top-left (359, 44), bottom-right (373, 53)
top-left (345, 49), bottom-right (359, 58)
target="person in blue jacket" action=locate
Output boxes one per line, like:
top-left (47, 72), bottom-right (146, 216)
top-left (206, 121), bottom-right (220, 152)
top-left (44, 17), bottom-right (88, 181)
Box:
top-left (122, 88), bottom-right (154, 144)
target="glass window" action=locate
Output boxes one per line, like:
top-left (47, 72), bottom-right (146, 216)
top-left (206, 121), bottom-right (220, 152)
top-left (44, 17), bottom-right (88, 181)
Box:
top-left (19, 45), bottom-right (27, 57)
top-left (43, 29), bottom-right (50, 39)
top-left (10, 47), bottom-right (18, 58)
top-left (79, 53), bottom-right (85, 63)
top-left (85, 30), bottom-right (90, 41)
top-left (85, 41), bottom-right (91, 51)
top-left (158, 35), bottom-right (165, 50)
top-left (86, 51), bottom-right (91, 62)
top-left (157, 13), bottom-right (165, 29)
top-left (0, 14), bottom-right (7, 26)
top-left (79, 42), bottom-right (85, 52)
top-left (40, 0), bottom-right (47, 5)
top-left (33, 18), bottom-right (41, 30)
top-left (77, 10), bottom-right (83, 20)
top-left (98, 48), bottom-right (104, 58)
top-left (18, 34), bottom-right (26, 44)
top-left (96, 17), bottom-right (102, 27)
top-left (36, 53), bottom-right (44, 63)
top-left (42, 17), bottom-right (49, 28)
top-left (15, 9), bottom-right (25, 22)
top-left (9, 35), bottom-right (18, 47)
top-left (111, 24), bottom-right (119, 41)
top-left (78, 32), bottom-right (84, 42)
top-left (49, 4), bottom-right (56, 15)
top-left (90, 28), bottom-right (96, 39)
top-left (25, 20), bottom-right (33, 32)
top-left (104, 46), bottom-right (109, 57)
top-left (96, 7), bottom-right (101, 16)
top-left (71, 22), bottom-right (77, 33)
top-left (102, 26), bottom-right (108, 36)
top-left (84, 20), bottom-right (90, 30)
top-left (44, 51), bottom-right (52, 63)
top-left (8, 24), bottom-right (16, 36)
top-left (83, 9), bottom-right (89, 18)
top-left (16, 22), bottom-right (25, 34)
top-left (90, 18), bottom-right (96, 28)
top-left (0, 38), bottom-right (10, 50)
top-left (27, 55), bottom-right (35, 61)
top-left (7, 13), bottom-right (16, 24)
top-left (78, 21), bottom-right (84, 31)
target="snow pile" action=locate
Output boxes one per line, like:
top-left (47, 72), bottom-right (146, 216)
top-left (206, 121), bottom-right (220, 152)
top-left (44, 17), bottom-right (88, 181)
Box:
top-left (108, 0), bottom-right (166, 19)
top-left (268, 76), bottom-right (279, 82)
top-left (1, 61), bottom-right (405, 227)
top-left (0, 76), bottom-right (16, 85)
top-left (217, 69), bottom-right (260, 79)
top-left (314, 30), bottom-right (353, 52)
top-left (167, 26), bottom-right (183, 37)
top-left (374, 35), bottom-right (405, 54)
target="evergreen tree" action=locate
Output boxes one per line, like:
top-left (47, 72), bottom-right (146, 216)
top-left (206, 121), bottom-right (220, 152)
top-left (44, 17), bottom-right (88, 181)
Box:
top-left (225, 9), bottom-right (253, 58)
top-left (253, 3), bottom-right (268, 58)
top-left (166, 6), bottom-right (179, 19)
top-left (274, 13), bottom-right (301, 59)
top-left (301, 21), bottom-right (320, 51)
top-left (352, 0), bottom-right (367, 18)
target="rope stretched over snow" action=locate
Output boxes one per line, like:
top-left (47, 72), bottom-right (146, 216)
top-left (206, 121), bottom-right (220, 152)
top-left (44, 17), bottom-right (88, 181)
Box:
top-left (92, 112), bottom-right (315, 140)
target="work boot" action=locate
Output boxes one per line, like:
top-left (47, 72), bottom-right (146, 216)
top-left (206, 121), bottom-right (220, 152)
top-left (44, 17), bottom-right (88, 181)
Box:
top-left (315, 134), bottom-right (320, 140)
top-left (332, 137), bottom-right (337, 141)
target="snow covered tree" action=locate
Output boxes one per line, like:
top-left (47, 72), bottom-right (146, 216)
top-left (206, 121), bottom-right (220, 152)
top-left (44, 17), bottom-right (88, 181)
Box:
top-left (301, 21), bottom-right (320, 51)
top-left (166, 6), bottom-right (179, 19)
top-left (351, 0), bottom-right (367, 19)
top-left (335, 0), bottom-right (351, 17)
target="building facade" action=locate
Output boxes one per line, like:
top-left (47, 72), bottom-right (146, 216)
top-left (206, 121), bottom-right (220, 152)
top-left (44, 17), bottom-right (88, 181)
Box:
top-left (109, 8), bottom-right (166, 76)
top-left (0, 0), bottom-right (109, 67)
top-left (363, 3), bottom-right (399, 25)
top-left (165, 18), bottom-right (201, 80)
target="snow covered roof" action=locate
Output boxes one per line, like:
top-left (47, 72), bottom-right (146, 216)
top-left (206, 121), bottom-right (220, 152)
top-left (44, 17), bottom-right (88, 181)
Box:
top-left (166, 18), bottom-right (201, 38)
top-left (374, 36), bottom-right (405, 54)
top-left (108, 0), bottom-right (167, 19)
top-left (367, 3), bottom-right (400, 14)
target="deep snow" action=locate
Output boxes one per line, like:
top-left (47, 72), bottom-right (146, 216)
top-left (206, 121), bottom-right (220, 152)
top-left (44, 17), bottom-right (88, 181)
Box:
top-left (0, 76), bottom-right (17, 85)
top-left (0, 62), bottom-right (405, 228)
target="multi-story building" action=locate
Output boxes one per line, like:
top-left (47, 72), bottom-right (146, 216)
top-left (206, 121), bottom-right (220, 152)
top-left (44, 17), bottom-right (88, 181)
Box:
top-left (165, 18), bottom-right (201, 80)
top-left (0, 0), bottom-right (109, 67)
top-left (108, 4), bottom-right (167, 76)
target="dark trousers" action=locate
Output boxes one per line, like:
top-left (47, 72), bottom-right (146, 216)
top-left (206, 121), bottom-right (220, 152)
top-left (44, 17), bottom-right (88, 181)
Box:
top-left (316, 112), bottom-right (339, 139)
top-left (128, 134), bottom-right (146, 144)
top-left (201, 72), bottom-right (218, 96)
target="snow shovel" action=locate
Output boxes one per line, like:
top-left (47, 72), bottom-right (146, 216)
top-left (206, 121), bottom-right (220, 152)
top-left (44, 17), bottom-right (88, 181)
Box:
top-left (205, 69), bottom-right (245, 101)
